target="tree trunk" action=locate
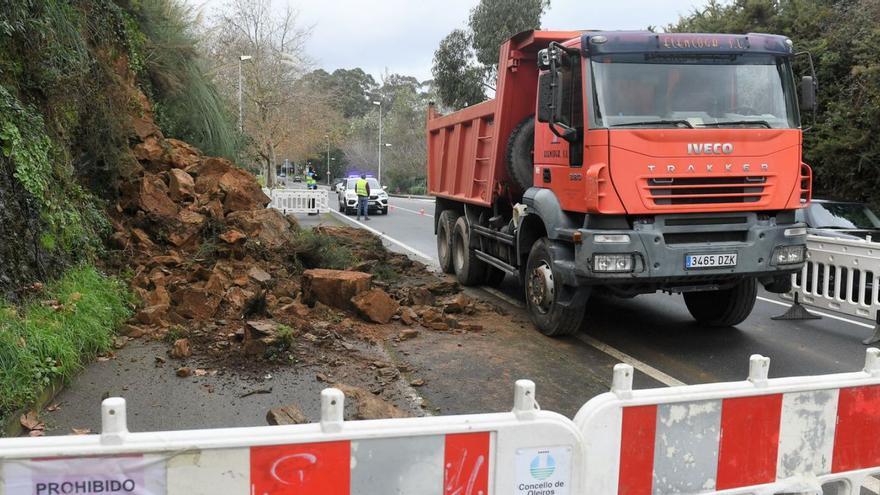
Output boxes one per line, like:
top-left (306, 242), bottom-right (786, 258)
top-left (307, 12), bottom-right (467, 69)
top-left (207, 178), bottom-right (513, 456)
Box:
top-left (266, 141), bottom-right (277, 189)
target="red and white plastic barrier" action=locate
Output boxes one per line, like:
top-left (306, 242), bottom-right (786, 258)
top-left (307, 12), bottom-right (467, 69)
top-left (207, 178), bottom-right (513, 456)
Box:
top-left (0, 382), bottom-right (583, 495)
top-left (3, 351), bottom-right (880, 494)
top-left (575, 349), bottom-right (880, 495)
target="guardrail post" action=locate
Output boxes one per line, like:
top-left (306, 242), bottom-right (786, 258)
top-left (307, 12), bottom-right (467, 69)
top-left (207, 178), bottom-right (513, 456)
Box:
top-left (513, 379), bottom-right (538, 420)
top-left (100, 397), bottom-right (128, 445)
top-left (748, 354), bottom-right (770, 387)
top-left (611, 363), bottom-right (634, 399)
top-left (321, 388), bottom-right (345, 433)
top-left (865, 348), bottom-right (880, 376)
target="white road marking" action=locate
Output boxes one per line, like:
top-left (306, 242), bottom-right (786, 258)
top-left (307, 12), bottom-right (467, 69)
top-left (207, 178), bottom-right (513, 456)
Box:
top-left (389, 204), bottom-right (435, 218)
top-left (329, 209), bottom-right (436, 263)
top-left (757, 296), bottom-right (875, 329)
top-left (479, 286), bottom-right (687, 388)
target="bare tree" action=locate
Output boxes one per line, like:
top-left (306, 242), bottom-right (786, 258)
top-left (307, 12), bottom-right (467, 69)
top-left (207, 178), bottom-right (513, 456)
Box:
top-left (206, 0), bottom-right (334, 187)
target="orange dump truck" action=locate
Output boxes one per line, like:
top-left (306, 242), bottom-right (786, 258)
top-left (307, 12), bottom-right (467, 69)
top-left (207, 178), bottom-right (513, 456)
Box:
top-left (427, 30), bottom-right (814, 336)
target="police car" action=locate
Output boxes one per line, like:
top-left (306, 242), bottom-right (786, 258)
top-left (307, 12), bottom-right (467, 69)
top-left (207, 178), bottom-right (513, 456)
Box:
top-left (337, 175), bottom-right (389, 215)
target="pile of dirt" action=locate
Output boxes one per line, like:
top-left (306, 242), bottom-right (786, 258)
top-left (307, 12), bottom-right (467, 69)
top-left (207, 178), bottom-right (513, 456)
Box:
top-left (103, 92), bottom-right (498, 419)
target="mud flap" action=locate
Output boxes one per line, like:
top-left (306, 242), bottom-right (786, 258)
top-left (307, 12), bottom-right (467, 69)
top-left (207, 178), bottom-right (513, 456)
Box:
top-left (771, 293), bottom-right (820, 321)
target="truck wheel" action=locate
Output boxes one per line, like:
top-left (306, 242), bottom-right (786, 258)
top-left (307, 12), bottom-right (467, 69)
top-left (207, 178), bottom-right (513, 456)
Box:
top-left (484, 266), bottom-right (506, 287)
top-left (452, 216), bottom-right (486, 285)
top-left (437, 210), bottom-right (459, 274)
top-left (525, 238), bottom-right (586, 336)
top-left (506, 116), bottom-right (535, 190)
top-left (683, 279), bottom-right (758, 327)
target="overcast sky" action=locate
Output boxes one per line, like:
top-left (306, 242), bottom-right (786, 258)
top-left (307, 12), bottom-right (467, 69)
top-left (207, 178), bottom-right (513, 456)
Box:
top-left (195, 0), bottom-right (709, 82)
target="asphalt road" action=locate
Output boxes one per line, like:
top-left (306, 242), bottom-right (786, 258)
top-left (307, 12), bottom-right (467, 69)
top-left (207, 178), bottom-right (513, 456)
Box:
top-left (330, 191), bottom-right (878, 387)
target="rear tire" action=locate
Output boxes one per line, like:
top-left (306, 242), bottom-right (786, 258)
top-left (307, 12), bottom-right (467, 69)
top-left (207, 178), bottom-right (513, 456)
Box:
top-left (452, 216), bottom-right (486, 285)
top-left (683, 278), bottom-right (757, 327)
top-left (524, 238), bottom-right (587, 336)
top-left (506, 117), bottom-right (535, 190)
top-left (437, 210), bottom-right (459, 274)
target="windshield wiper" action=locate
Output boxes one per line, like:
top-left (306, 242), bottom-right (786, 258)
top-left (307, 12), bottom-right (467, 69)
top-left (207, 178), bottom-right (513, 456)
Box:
top-left (611, 120), bottom-right (694, 129)
top-left (699, 120), bottom-right (772, 129)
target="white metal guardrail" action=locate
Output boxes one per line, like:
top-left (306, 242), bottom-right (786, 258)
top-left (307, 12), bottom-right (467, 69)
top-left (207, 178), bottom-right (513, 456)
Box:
top-left (576, 349), bottom-right (880, 495)
top-left (780, 234), bottom-right (880, 344)
top-left (3, 351), bottom-right (880, 494)
top-left (261, 188), bottom-right (328, 214)
top-left (0, 381), bottom-right (584, 495)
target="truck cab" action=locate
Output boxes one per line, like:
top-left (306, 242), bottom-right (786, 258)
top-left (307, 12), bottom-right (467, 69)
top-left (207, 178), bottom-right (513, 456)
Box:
top-left (427, 31), bottom-right (813, 336)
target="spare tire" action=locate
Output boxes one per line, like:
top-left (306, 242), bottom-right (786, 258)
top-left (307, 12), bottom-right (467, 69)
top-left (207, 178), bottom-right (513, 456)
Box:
top-left (506, 116), bottom-right (535, 190)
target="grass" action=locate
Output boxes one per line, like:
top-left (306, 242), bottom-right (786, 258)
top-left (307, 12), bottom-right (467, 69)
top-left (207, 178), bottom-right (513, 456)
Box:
top-left (0, 265), bottom-right (133, 425)
top-left (291, 229), bottom-right (358, 271)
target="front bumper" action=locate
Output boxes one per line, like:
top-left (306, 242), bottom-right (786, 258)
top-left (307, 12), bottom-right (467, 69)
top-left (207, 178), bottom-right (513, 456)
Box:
top-left (345, 197), bottom-right (388, 210)
top-left (570, 212), bottom-right (805, 286)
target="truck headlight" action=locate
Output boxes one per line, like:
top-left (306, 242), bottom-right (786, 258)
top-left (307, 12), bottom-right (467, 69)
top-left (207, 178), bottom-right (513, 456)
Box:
top-left (593, 254), bottom-right (634, 273)
top-left (772, 245), bottom-right (805, 265)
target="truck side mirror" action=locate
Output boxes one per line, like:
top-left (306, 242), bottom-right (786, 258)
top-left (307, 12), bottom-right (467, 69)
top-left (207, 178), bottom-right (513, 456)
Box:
top-left (537, 72), bottom-right (558, 124)
top-left (800, 75), bottom-right (817, 112)
top-left (536, 44), bottom-right (579, 143)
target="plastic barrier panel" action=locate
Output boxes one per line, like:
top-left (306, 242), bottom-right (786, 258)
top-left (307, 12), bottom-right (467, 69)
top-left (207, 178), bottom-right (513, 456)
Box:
top-left (269, 190), bottom-right (328, 214)
top-left (0, 381), bottom-right (583, 495)
top-left (575, 348), bottom-right (880, 495)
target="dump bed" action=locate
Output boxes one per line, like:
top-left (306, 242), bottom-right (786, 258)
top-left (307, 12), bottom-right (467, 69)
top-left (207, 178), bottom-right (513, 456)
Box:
top-left (426, 30), bottom-right (581, 207)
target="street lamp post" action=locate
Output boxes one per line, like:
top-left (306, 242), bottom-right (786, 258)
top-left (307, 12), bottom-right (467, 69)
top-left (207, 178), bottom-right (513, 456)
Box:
top-left (325, 134), bottom-right (331, 185)
top-left (372, 100), bottom-right (382, 184)
top-left (238, 55), bottom-right (253, 132)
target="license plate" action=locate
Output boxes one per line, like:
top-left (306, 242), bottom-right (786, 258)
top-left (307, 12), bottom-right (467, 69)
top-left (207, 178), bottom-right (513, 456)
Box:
top-left (685, 253), bottom-right (737, 269)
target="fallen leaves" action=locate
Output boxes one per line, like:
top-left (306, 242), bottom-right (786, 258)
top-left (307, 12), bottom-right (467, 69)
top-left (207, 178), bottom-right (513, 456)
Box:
top-left (20, 411), bottom-right (45, 436)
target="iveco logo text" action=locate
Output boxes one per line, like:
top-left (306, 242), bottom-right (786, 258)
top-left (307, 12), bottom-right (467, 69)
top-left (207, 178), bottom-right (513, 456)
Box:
top-left (647, 163), bottom-right (769, 173)
top-left (687, 143), bottom-right (734, 155)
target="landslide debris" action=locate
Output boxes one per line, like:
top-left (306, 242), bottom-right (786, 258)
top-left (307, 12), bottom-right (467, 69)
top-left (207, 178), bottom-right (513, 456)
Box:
top-left (105, 91), bottom-right (499, 419)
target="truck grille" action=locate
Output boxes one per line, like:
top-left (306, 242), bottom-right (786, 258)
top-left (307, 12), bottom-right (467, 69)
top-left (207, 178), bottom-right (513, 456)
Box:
top-left (645, 176), bottom-right (768, 206)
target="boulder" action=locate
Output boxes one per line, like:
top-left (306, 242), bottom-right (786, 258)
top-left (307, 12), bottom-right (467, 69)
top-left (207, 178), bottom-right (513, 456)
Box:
top-left (143, 286), bottom-right (170, 307)
top-left (333, 384), bottom-right (408, 420)
top-left (400, 307), bottom-right (418, 326)
top-left (224, 286), bottom-right (254, 314)
top-left (227, 209), bottom-right (296, 250)
top-left (408, 287), bottom-right (435, 306)
top-left (302, 269), bottom-right (372, 311)
top-left (167, 209), bottom-right (206, 248)
top-left (166, 139), bottom-right (202, 170)
top-left (351, 289), bottom-right (399, 324)
top-left (168, 169), bottom-right (196, 202)
top-left (132, 136), bottom-right (165, 165)
top-left (248, 266), bottom-right (272, 284)
top-left (135, 175), bottom-right (179, 220)
top-left (219, 229), bottom-right (246, 244)
top-left (136, 304), bottom-right (169, 326)
top-left (441, 293), bottom-right (473, 314)
top-left (170, 338), bottom-right (192, 359)
top-left (174, 285), bottom-right (220, 320)
top-left (266, 404), bottom-right (309, 425)
top-left (219, 168), bottom-right (270, 213)
top-left (398, 328), bottom-right (419, 341)
top-left (130, 228), bottom-right (156, 250)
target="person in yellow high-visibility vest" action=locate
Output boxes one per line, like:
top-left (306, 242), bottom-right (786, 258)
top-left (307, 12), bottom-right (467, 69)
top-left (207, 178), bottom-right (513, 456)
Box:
top-left (355, 173), bottom-right (370, 221)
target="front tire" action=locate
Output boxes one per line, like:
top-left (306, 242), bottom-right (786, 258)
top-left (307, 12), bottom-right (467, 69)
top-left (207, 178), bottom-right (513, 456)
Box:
top-left (452, 216), bottom-right (486, 285)
top-left (437, 210), bottom-right (459, 274)
top-left (683, 278), bottom-right (757, 327)
top-left (524, 238), bottom-right (587, 336)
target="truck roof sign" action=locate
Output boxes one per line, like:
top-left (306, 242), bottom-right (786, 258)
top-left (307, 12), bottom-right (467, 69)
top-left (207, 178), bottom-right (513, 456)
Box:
top-left (581, 32), bottom-right (793, 56)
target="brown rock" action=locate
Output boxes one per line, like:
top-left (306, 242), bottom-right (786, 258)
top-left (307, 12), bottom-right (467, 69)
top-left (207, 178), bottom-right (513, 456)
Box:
top-left (273, 278), bottom-right (300, 299)
top-left (227, 209), bottom-right (297, 250)
top-left (205, 270), bottom-right (231, 297)
top-left (166, 139), bottom-right (202, 169)
top-left (176, 367), bottom-right (192, 378)
top-left (203, 199), bottom-right (225, 219)
top-left (168, 209), bottom-right (206, 248)
top-left (409, 287), bottom-right (435, 306)
top-left (242, 339), bottom-right (267, 356)
top-left (170, 338), bottom-right (192, 359)
top-left (218, 168), bottom-right (270, 213)
top-left (144, 286), bottom-right (171, 306)
top-left (132, 136), bottom-right (165, 164)
top-left (441, 293), bottom-right (473, 314)
top-left (302, 269), bottom-right (372, 311)
top-left (149, 254), bottom-right (183, 267)
top-left (248, 266), bottom-right (272, 284)
top-left (398, 328), bottom-right (419, 341)
top-left (119, 324), bottom-right (147, 338)
top-left (131, 228), bottom-right (155, 249)
top-left (219, 229), bottom-right (246, 244)
top-left (351, 289), bottom-right (399, 324)
top-left (136, 304), bottom-right (169, 326)
top-left (168, 169), bottom-right (196, 202)
top-left (245, 320), bottom-right (278, 338)
top-left (277, 301), bottom-right (310, 319)
top-left (400, 307), bottom-right (418, 326)
top-left (266, 404), bottom-right (309, 425)
top-left (427, 322), bottom-right (450, 331)
top-left (136, 175), bottom-right (179, 220)
top-left (334, 384), bottom-right (408, 420)
top-left (224, 287), bottom-right (254, 314)
top-left (174, 286), bottom-right (220, 320)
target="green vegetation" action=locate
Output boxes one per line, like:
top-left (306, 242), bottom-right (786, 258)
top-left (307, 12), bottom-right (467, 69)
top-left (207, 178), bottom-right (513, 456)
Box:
top-left (0, 266), bottom-right (133, 423)
top-left (291, 229), bottom-right (358, 271)
top-left (671, 0), bottom-right (880, 206)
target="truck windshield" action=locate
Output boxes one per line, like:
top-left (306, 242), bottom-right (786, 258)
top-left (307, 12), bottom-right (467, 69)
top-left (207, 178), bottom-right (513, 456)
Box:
top-left (591, 53), bottom-right (799, 129)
